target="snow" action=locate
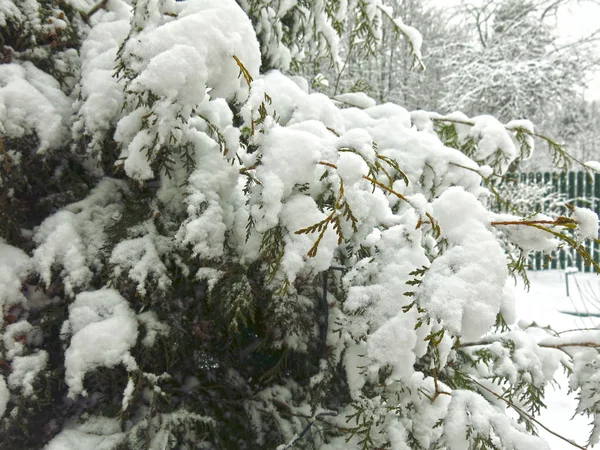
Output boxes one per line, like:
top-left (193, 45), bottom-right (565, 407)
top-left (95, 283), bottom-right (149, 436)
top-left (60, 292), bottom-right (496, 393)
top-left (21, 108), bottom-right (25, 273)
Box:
top-left (175, 144), bottom-right (239, 259)
top-left (506, 119), bottom-right (535, 158)
top-left (514, 270), bottom-right (600, 449)
top-left (0, 239), bottom-right (32, 325)
top-left (573, 206), bottom-right (599, 240)
top-left (62, 289), bottom-right (139, 398)
top-left (3, 1), bottom-right (599, 446)
top-left (367, 310), bottom-right (418, 382)
top-left (393, 18), bottom-right (423, 62)
top-left (133, 44), bottom-right (208, 102)
top-left (478, 164), bottom-right (494, 178)
top-left (470, 115), bottom-right (518, 169)
top-left (251, 124), bottom-right (324, 232)
top-left (3, 320), bottom-right (33, 359)
top-left (45, 416), bottom-right (124, 450)
top-left (0, 62), bottom-right (71, 153)
top-left (33, 178), bottom-right (127, 296)
top-left (115, 0), bottom-right (260, 181)
top-left (72, 0), bottom-right (130, 162)
top-left (585, 161), bottom-right (600, 172)
top-left (336, 152), bottom-right (369, 183)
top-left (121, 377), bottom-right (135, 411)
top-left (334, 92), bottom-right (377, 109)
top-left (8, 351), bottom-right (48, 396)
top-left (492, 212), bottom-right (559, 252)
top-left (0, 1), bottom-right (20, 27)
top-left (0, 376), bottom-right (8, 418)
top-left (289, 93), bottom-right (346, 134)
top-left (419, 187), bottom-right (508, 341)
top-left (109, 222), bottom-right (172, 296)
top-left (444, 389), bottom-right (550, 449)
top-left (122, 0), bottom-right (260, 102)
top-left (137, 311), bottom-right (169, 347)
top-left (243, 71), bottom-right (307, 126)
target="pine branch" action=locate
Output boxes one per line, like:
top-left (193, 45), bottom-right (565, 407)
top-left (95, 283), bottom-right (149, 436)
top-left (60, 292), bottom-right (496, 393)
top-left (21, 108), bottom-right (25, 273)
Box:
top-left (432, 117), bottom-right (588, 172)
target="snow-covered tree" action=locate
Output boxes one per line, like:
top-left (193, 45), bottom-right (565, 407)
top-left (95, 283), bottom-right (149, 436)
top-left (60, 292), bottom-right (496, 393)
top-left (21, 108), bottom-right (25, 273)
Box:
top-left (440, 0), bottom-right (599, 122)
top-left (2, 0), bottom-right (600, 449)
top-left (328, 0), bottom-right (460, 109)
top-left (239, 0), bottom-right (422, 74)
top-left (554, 98), bottom-right (600, 165)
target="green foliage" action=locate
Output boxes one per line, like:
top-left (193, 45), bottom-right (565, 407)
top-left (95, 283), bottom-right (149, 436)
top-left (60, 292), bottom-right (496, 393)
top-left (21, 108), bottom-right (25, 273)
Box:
top-left (209, 264), bottom-right (256, 333)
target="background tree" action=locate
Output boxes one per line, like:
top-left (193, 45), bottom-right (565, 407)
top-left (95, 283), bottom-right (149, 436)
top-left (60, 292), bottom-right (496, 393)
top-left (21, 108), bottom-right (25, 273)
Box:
top-left (332, 0), bottom-right (459, 109)
top-left (440, 0), bottom-right (599, 123)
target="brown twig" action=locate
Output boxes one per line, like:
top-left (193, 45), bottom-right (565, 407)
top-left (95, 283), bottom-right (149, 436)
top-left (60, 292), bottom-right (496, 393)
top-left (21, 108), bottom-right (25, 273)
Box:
top-left (319, 161), bottom-right (338, 169)
top-left (491, 219), bottom-right (567, 227)
top-left (233, 55), bottom-right (253, 85)
top-left (431, 368), bottom-right (451, 402)
top-left (318, 161), bottom-right (409, 202)
top-left (363, 176), bottom-right (409, 202)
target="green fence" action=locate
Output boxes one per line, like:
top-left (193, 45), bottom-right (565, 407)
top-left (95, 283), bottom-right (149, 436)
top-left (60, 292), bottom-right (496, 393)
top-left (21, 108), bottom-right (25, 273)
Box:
top-left (499, 172), bottom-right (600, 272)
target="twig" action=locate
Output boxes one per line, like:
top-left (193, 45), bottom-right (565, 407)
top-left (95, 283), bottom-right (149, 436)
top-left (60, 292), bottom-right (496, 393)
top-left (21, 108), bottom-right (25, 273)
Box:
top-left (363, 176), bottom-right (409, 202)
top-left (431, 368), bottom-right (451, 402)
top-left (538, 342), bottom-right (600, 350)
top-left (233, 55), bottom-right (253, 85)
top-left (460, 339), bottom-right (600, 350)
top-left (318, 161), bottom-right (409, 202)
top-left (469, 377), bottom-right (587, 450)
top-left (334, 41), bottom-right (354, 96)
top-left (377, 5), bottom-right (426, 70)
top-left (557, 328), bottom-right (600, 335)
top-left (82, 0), bottom-right (109, 22)
top-left (319, 161), bottom-right (338, 169)
top-left (276, 411), bottom-right (339, 450)
top-left (490, 219), bottom-right (572, 227)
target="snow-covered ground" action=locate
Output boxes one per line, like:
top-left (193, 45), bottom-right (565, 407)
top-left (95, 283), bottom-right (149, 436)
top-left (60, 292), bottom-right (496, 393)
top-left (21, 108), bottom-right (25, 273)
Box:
top-left (515, 270), bottom-right (600, 449)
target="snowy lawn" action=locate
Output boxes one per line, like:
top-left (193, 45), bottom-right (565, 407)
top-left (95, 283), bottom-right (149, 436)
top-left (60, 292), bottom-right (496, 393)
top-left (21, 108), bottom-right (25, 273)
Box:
top-left (516, 270), bottom-right (600, 449)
